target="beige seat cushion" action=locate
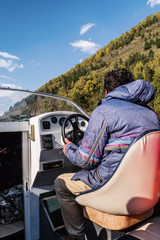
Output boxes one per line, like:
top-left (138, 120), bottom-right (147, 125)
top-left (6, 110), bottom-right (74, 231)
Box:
top-left (84, 207), bottom-right (154, 230)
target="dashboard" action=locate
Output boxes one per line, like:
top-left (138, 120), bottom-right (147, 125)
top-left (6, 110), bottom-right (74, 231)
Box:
top-left (40, 114), bottom-right (88, 132)
top-left (40, 113), bottom-right (88, 149)
top-left (30, 111), bottom-right (89, 176)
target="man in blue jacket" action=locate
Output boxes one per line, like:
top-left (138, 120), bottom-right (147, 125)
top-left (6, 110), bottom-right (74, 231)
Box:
top-left (55, 69), bottom-right (160, 240)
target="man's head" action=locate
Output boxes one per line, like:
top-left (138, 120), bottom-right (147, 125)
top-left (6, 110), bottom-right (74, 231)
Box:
top-left (104, 69), bottom-right (135, 93)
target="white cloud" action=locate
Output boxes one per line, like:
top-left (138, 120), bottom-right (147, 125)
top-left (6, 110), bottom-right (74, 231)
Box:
top-left (0, 52), bottom-right (23, 72)
top-left (80, 23), bottom-right (95, 35)
top-left (70, 40), bottom-right (100, 54)
top-left (0, 75), bottom-right (16, 82)
top-left (147, 0), bottom-right (160, 7)
top-left (0, 75), bottom-right (11, 80)
top-left (0, 83), bottom-right (22, 89)
top-left (8, 63), bottom-right (24, 72)
top-left (0, 52), bottom-right (20, 60)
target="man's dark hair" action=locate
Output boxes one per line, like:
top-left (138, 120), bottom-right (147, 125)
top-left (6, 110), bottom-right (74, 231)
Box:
top-left (104, 69), bottom-right (135, 93)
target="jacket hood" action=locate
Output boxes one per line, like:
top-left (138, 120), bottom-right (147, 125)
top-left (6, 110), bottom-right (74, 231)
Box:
top-left (103, 80), bottom-right (155, 105)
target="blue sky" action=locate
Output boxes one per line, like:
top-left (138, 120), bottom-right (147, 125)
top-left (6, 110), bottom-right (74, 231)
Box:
top-left (0, 0), bottom-right (160, 91)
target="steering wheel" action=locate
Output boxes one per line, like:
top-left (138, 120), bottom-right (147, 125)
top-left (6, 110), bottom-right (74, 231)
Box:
top-left (61, 114), bottom-right (89, 146)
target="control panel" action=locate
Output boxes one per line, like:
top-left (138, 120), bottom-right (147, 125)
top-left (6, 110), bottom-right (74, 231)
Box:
top-left (29, 111), bottom-right (88, 186)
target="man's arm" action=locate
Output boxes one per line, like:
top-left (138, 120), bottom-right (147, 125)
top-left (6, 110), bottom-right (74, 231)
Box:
top-left (63, 109), bottom-right (108, 169)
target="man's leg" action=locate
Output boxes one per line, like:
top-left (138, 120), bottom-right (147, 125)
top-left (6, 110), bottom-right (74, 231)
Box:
top-left (54, 173), bottom-right (91, 239)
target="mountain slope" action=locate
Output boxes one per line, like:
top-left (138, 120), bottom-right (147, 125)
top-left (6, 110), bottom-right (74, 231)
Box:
top-left (39, 12), bottom-right (160, 114)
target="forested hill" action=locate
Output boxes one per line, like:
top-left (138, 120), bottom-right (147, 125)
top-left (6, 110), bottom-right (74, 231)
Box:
top-left (39, 12), bottom-right (160, 114)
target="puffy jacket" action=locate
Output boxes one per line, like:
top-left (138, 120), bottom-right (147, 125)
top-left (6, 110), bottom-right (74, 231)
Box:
top-left (65, 80), bottom-right (160, 188)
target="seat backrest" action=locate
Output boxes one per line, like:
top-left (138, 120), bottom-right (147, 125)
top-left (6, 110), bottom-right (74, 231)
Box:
top-left (76, 130), bottom-right (160, 215)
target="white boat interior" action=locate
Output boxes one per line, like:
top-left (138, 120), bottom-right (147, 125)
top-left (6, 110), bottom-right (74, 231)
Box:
top-left (0, 87), bottom-right (159, 240)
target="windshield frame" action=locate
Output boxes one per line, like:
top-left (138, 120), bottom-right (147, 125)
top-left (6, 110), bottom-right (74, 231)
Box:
top-left (0, 87), bottom-right (89, 119)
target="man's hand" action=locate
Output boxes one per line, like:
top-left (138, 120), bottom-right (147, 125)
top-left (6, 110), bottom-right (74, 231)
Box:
top-left (63, 138), bottom-right (72, 156)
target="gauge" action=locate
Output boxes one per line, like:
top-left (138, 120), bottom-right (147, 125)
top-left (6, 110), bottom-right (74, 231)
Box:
top-left (51, 116), bottom-right (57, 124)
top-left (81, 121), bottom-right (86, 127)
top-left (59, 117), bottom-right (66, 126)
top-left (42, 121), bottom-right (50, 130)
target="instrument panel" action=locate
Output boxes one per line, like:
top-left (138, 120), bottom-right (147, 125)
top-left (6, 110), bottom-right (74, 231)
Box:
top-left (40, 114), bottom-right (88, 132)
top-left (33, 112), bottom-right (89, 172)
top-left (41, 116), bottom-right (67, 130)
top-left (38, 112), bottom-right (88, 152)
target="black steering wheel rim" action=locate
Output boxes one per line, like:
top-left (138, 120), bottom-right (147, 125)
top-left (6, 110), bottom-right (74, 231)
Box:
top-left (61, 113), bottom-right (89, 146)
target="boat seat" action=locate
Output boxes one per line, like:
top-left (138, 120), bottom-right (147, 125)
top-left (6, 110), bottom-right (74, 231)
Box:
top-left (76, 130), bottom-right (160, 230)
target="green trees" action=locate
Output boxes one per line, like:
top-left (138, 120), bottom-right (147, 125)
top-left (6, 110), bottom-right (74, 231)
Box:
top-left (144, 64), bottom-right (154, 82)
top-left (134, 62), bottom-right (144, 79)
top-left (155, 38), bottom-right (160, 48)
top-left (125, 52), bottom-right (148, 68)
top-left (144, 41), bottom-right (152, 50)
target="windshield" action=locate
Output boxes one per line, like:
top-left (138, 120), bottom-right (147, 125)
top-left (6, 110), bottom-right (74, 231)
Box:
top-left (0, 88), bottom-right (89, 122)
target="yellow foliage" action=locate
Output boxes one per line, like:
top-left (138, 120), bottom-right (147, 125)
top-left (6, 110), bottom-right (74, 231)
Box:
top-left (134, 61), bottom-right (144, 79)
top-left (118, 64), bottom-right (126, 69)
top-left (105, 47), bottom-right (110, 55)
top-left (148, 53), bottom-right (160, 71)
